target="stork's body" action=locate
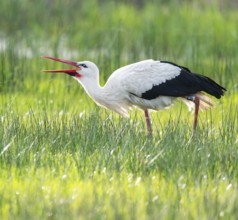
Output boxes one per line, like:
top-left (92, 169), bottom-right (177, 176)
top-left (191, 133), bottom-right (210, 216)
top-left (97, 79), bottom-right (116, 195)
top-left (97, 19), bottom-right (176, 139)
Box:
top-left (42, 56), bottom-right (226, 135)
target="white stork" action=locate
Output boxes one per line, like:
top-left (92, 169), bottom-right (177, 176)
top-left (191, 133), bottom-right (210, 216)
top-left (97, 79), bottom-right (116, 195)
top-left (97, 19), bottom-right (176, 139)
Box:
top-left (41, 56), bottom-right (226, 135)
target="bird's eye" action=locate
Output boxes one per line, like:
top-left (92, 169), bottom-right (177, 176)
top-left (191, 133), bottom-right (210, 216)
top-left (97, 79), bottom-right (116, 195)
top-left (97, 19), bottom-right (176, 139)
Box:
top-left (79, 63), bottom-right (88, 68)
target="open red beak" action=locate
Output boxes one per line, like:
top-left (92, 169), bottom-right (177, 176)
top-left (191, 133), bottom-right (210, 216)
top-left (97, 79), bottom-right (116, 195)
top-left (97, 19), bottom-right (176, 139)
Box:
top-left (41, 56), bottom-right (81, 77)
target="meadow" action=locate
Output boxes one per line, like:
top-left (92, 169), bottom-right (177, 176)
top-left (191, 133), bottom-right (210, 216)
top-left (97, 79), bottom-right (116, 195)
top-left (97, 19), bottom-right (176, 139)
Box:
top-left (0, 0), bottom-right (238, 219)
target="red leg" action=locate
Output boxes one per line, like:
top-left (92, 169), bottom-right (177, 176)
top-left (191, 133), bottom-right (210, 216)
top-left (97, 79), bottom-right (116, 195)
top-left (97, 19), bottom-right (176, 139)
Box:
top-left (193, 96), bottom-right (200, 132)
top-left (144, 109), bottom-right (152, 136)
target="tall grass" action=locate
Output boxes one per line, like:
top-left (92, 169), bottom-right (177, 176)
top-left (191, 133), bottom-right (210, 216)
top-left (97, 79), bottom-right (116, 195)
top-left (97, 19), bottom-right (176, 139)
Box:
top-left (0, 0), bottom-right (238, 219)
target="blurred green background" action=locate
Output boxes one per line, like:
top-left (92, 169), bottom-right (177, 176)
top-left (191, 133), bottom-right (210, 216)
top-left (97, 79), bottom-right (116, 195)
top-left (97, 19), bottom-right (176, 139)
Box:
top-left (0, 0), bottom-right (237, 93)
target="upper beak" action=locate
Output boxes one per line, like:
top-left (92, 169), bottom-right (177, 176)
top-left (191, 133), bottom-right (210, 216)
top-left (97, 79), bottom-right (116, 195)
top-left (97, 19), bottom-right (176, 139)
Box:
top-left (41, 56), bottom-right (81, 77)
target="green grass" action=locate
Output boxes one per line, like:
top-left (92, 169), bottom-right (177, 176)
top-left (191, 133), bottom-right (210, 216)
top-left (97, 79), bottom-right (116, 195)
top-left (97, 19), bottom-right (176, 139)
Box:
top-left (0, 0), bottom-right (238, 219)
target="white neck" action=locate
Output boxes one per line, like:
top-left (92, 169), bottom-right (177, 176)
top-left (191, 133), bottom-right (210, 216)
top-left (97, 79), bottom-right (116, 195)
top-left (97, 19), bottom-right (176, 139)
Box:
top-left (75, 72), bottom-right (128, 116)
top-left (76, 76), bottom-right (107, 106)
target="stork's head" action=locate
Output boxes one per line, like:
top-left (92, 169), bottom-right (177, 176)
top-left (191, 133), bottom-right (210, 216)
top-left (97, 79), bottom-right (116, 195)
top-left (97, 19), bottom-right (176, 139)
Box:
top-left (41, 56), bottom-right (99, 80)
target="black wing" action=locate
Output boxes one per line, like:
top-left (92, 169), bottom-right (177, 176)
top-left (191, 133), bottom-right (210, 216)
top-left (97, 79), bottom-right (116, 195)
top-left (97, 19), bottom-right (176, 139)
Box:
top-left (141, 61), bottom-right (226, 100)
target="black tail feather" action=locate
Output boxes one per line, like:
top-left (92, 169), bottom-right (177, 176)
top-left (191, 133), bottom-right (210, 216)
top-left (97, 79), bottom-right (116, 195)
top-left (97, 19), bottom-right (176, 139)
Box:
top-left (195, 74), bottom-right (226, 99)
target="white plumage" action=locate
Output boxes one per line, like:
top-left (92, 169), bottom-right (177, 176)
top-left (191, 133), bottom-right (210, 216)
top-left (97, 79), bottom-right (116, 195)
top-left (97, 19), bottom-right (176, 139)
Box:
top-left (104, 60), bottom-right (181, 115)
top-left (110, 59), bottom-right (181, 96)
top-left (42, 56), bottom-right (226, 135)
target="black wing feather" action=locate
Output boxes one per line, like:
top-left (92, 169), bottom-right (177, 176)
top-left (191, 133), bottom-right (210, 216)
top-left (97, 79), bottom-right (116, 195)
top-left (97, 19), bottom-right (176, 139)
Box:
top-left (141, 62), bottom-right (226, 100)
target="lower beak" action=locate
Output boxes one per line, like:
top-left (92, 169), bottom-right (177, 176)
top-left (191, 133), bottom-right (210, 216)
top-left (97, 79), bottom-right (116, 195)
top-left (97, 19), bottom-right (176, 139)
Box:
top-left (41, 56), bottom-right (81, 77)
